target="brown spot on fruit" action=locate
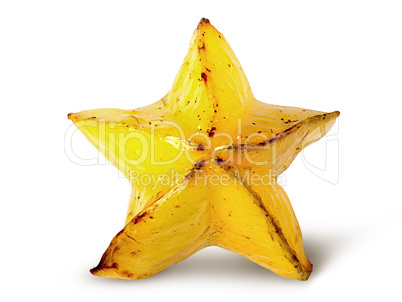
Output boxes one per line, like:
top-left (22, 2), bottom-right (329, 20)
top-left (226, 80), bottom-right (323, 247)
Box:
top-left (215, 157), bottom-right (224, 165)
top-left (105, 263), bottom-right (119, 270)
top-left (133, 211), bottom-right (148, 224)
top-left (195, 161), bottom-right (205, 170)
top-left (199, 18), bottom-right (210, 25)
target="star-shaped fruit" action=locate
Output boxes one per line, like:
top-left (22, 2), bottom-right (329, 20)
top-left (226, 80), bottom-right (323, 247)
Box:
top-left (68, 18), bottom-right (339, 281)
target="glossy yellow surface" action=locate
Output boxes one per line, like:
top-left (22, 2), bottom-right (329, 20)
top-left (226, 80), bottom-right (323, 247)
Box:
top-left (68, 18), bottom-right (339, 280)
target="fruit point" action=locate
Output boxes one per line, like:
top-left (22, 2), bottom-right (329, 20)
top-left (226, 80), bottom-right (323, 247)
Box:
top-left (68, 18), bottom-right (339, 281)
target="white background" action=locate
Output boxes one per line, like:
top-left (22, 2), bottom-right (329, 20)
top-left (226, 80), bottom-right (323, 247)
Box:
top-left (1, 1), bottom-right (401, 301)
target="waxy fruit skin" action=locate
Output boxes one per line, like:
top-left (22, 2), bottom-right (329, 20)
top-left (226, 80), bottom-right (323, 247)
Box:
top-left (68, 18), bottom-right (339, 281)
